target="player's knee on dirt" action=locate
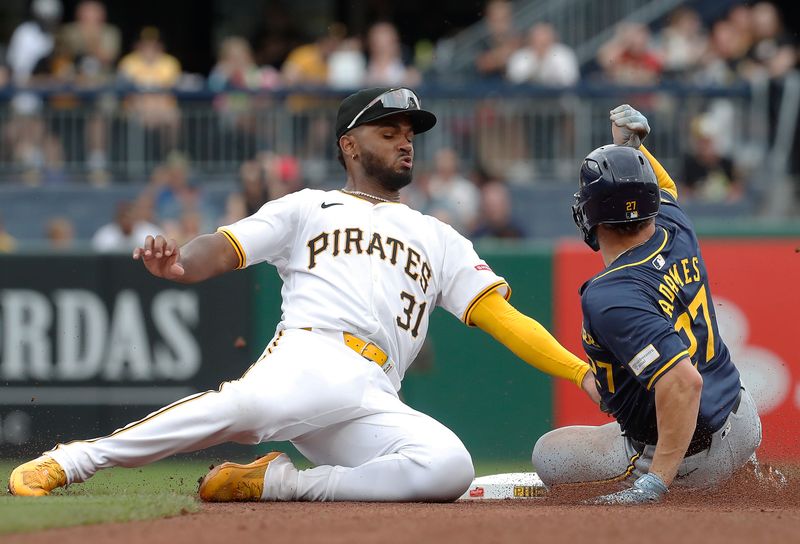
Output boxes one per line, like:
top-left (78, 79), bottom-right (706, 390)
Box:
top-left (411, 444), bottom-right (474, 501)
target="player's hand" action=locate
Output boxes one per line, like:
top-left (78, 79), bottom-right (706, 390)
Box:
top-left (585, 473), bottom-right (668, 505)
top-left (581, 369), bottom-right (602, 405)
top-left (610, 104), bottom-right (650, 148)
top-left (133, 235), bottom-right (185, 280)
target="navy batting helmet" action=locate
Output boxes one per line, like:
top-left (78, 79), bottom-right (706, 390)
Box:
top-left (572, 145), bottom-right (659, 251)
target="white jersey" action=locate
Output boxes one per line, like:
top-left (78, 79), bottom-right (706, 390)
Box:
top-left (218, 188), bottom-right (510, 389)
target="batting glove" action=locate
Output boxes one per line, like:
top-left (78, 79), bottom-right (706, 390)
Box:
top-left (585, 472), bottom-right (668, 505)
top-left (610, 104), bottom-right (651, 148)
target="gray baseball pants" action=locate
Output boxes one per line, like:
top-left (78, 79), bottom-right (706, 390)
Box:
top-left (532, 388), bottom-right (761, 488)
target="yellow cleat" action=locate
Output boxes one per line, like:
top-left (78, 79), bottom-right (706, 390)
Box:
top-left (198, 452), bottom-right (285, 502)
top-left (8, 456), bottom-right (67, 497)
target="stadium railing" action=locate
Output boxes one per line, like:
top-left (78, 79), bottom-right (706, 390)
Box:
top-left (0, 82), bottom-right (768, 187)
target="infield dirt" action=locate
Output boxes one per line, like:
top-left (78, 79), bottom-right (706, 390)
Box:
top-left (4, 464), bottom-right (799, 544)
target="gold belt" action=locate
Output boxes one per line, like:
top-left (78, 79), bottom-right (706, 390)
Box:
top-left (342, 332), bottom-right (389, 367)
top-left (302, 328), bottom-right (389, 367)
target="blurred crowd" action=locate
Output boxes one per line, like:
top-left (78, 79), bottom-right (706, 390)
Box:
top-left (597, 3), bottom-right (796, 86)
top-left (0, 0), bottom-right (425, 93)
top-left (3, 1), bottom-right (794, 92)
top-left (0, 143), bottom-right (525, 252)
top-left (0, 0), bottom-right (797, 250)
top-left (453, 0), bottom-right (796, 86)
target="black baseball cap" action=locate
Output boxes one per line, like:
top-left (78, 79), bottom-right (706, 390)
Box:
top-left (335, 87), bottom-right (437, 139)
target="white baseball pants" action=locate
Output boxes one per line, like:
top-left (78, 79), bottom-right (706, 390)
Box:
top-left (47, 328), bottom-right (474, 501)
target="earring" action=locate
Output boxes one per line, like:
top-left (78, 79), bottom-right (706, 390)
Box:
top-left (351, 154), bottom-right (357, 159)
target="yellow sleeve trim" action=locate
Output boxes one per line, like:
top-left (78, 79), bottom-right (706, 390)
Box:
top-left (217, 227), bottom-right (246, 269)
top-left (462, 280), bottom-right (511, 326)
top-left (646, 350), bottom-right (690, 390)
top-left (593, 227), bottom-right (669, 282)
top-left (470, 291), bottom-right (591, 387)
top-left (639, 145), bottom-right (678, 200)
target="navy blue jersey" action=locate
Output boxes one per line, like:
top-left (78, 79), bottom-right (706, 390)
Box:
top-left (580, 189), bottom-right (741, 445)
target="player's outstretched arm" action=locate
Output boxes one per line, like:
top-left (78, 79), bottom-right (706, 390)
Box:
top-left (470, 291), bottom-right (600, 404)
top-left (649, 358), bottom-right (703, 486)
top-left (609, 104), bottom-right (679, 200)
top-left (586, 357), bottom-right (701, 505)
top-left (133, 233), bottom-right (239, 284)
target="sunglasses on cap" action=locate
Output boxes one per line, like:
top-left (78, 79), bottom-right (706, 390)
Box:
top-left (345, 88), bottom-right (422, 131)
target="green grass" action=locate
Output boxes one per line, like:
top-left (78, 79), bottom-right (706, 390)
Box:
top-left (0, 459), bottom-right (207, 535)
top-left (0, 457), bottom-right (534, 535)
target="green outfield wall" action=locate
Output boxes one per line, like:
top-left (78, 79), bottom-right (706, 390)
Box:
top-left (401, 245), bottom-right (555, 461)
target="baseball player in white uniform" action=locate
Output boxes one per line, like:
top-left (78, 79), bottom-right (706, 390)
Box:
top-left (9, 87), bottom-right (599, 502)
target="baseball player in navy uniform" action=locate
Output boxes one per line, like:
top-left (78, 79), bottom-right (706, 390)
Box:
top-left (10, 87), bottom-right (598, 502)
top-left (531, 105), bottom-right (762, 504)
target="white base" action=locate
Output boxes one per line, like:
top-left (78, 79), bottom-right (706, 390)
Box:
top-left (458, 472), bottom-right (547, 500)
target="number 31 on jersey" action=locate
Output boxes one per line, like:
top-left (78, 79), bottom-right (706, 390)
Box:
top-left (397, 291), bottom-right (427, 338)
